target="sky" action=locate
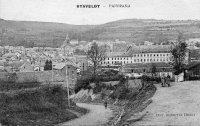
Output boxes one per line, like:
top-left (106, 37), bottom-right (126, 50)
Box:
top-left (0, 0), bottom-right (200, 25)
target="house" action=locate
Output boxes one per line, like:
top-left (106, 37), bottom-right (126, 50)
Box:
top-left (19, 61), bottom-right (34, 72)
top-left (33, 59), bottom-right (46, 71)
top-left (70, 39), bottom-right (79, 45)
top-left (75, 55), bottom-right (89, 72)
top-left (189, 49), bottom-right (200, 62)
top-left (101, 52), bottom-right (130, 65)
top-left (61, 44), bottom-right (75, 56)
top-left (122, 62), bottom-right (173, 77)
top-left (8, 61), bottom-right (34, 72)
top-left (8, 61), bottom-right (24, 72)
top-left (2, 52), bottom-right (17, 59)
top-left (186, 38), bottom-right (200, 46)
top-left (60, 34), bottom-right (75, 56)
top-left (144, 41), bottom-right (154, 46)
top-left (53, 62), bottom-right (78, 89)
top-left (185, 61), bottom-right (200, 76)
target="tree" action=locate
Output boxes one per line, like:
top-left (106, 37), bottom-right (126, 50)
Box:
top-left (151, 63), bottom-right (157, 76)
top-left (44, 60), bottom-right (52, 70)
top-left (87, 42), bottom-right (105, 79)
top-left (44, 60), bottom-right (49, 70)
top-left (171, 33), bottom-right (187, 75)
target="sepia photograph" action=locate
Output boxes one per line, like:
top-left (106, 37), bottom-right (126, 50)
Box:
top-left (0, 0), bottom-right (200, 125)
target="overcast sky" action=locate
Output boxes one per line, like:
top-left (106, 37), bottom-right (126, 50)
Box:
top-left (0, 0), bottom-right (200, 25)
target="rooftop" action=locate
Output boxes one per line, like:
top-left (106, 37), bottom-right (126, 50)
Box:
top-left (106, 52), bottom-right (131, 57)
top-left (53, 61), bottom-right (78, 70)
top-left (9, 61), bottom-right (25, 68)
top-left (129, 45), bottom-right (173, 53)
top-left (185, 61), bottom-right (200, 70)
top-left (123, 62), bottom-right (172, 69)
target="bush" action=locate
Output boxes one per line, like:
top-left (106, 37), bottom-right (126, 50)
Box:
top-left (141, 75), bottom-right (161, 83)
top-left (75, 73), bottom-right (125, 93)
top-left (109, 75), bottom-right (130, 100)
top-left (75, 77), bottom-right (93, 93)
top-left (110, 85), bottom-right (139, 100)
top-left (118, 86), bottom-right (130, 99)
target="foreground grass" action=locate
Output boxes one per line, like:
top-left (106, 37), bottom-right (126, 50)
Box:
top-left (0, 84), bottom-right (87, 126)
top-left (0, 108), bottom-right (77, 126)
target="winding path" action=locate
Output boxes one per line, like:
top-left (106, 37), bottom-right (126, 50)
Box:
top-left (60, 103), bottom-right (113, 126)
top-left (133, 81), bottom-right (200, 126)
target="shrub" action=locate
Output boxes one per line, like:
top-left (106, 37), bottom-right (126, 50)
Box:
top-left (75, 73), bottom-right (125, 93)
top-left (75, 77), bottom-right (93, 93)
top-left (118, 86), bottom-right (130, 99)
top-left (141, 75), bottom-right (161, 83)
top-left (109, 75), bottom-right (129, 100)
top-left (109, 85), bottom-right (139, 100)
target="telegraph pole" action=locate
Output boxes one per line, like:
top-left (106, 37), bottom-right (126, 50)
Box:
top-left (82, 63), bottom-right (84, 75)
top-left (64, 47), bottom-right (70, 107)
top-left (51, 58), bottom-right (54, 82)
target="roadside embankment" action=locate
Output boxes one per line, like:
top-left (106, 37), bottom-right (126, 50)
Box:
top-left (119, 82), bottom-right (157, 125)
top-left (0, 84), bottom-right (87, 126)
top-left (72, 79), bottom-right (157, 126)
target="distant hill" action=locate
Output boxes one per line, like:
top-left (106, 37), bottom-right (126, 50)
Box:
top-left (0, 18), bottom-right (95, 47)
top-left (1, 18), bottom-right (200, 47)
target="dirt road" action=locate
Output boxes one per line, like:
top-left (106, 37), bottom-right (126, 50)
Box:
top-left (61, 103), bottom-right (113, 126)
top-left (134, 81), bottom-right (200, 126)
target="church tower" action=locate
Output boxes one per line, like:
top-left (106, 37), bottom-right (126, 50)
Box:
top-left (61, 34), bottom-right (70, 48)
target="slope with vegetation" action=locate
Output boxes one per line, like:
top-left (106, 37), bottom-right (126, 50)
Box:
top-left (0, 83), bottom-right (87, 126)
top-left (1, 18), bottom-right (200, 47)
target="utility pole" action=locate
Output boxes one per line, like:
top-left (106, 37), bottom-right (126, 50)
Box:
top-left (82, 62), bottom-right (84, 75)
top-left (64, 46), bottom-right (70, 107)
top-left (51, 58), bottom-right (54, 82)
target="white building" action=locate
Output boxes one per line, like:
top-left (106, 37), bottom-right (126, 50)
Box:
top-left (70, 39), bottom-right (79, 45)
top-left (186, 38), bottom-right (200, 46)
top-left (100, 45), bottom-right (173, 65)
top-left (144, 41), bottom-right (154, 46)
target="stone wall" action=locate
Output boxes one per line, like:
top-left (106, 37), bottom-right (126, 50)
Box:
top-left (0, 70), bottom-right (65, 83)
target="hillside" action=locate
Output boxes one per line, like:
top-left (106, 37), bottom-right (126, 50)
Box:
top-left (99, 19), bottom-right (200, 44)
top-left (1, 18), bottom-right (200, 47)
top-left (0, 18), bottom-right (95, 47)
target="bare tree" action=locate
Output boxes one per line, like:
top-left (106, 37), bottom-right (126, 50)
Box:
top-left (87, 42), bottom-right (106, 78)
top-left (171, 33), bottom-right (187, 75)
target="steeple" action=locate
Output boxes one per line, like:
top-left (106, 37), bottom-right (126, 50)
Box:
top-left (65, 34), bottom-right (70, 43)
top-left (61, 34), bottom-right (70, 48)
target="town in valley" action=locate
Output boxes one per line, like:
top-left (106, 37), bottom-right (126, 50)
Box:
top-left (1, 0), bottom-right (200, 125)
